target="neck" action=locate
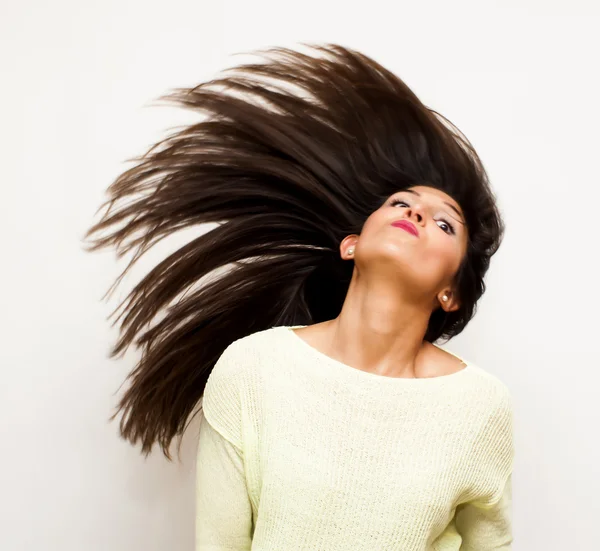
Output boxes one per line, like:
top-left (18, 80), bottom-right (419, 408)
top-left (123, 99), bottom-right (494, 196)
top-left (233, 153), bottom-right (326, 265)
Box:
top-left (324, 272), bottom-right (434, 378)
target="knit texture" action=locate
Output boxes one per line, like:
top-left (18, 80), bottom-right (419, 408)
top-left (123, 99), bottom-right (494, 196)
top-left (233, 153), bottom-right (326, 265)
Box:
top-left (196, 325), bottom-right (514, 550)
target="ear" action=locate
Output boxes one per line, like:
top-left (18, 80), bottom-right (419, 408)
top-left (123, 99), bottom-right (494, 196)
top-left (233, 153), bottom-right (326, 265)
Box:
top-left (340, 235), bottom-right (359, 260)
top-left (439, 290), bottom-right (460, 313)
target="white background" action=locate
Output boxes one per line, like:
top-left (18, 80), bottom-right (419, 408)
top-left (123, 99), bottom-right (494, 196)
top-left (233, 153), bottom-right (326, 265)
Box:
top-left (1, 1), bottom-right (599, 549)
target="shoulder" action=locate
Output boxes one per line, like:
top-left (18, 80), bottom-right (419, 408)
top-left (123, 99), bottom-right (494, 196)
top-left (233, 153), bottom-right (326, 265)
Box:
top-left (469, 363), bottom-right (514, 414)
top-left (207, 325), bottom-right (285, 384)
top-left (461, 363), bottom-right (514, 458)
top-left (451, 359), bottom-right (514, 443)
top-left (218, 325), bottom-right (284, 361)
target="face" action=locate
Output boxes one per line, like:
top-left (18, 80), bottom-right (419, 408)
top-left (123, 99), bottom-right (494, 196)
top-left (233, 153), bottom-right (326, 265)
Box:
top-left (341, 185), bottom-right (468, 310)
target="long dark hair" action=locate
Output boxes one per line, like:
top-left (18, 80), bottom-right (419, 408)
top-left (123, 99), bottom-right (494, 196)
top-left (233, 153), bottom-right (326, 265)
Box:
top-left (82, 42), bottom-right (505, 460)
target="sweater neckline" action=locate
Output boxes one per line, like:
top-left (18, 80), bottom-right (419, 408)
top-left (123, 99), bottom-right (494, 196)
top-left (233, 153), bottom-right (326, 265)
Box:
top-left (280, 325), bottom-right (473, 385)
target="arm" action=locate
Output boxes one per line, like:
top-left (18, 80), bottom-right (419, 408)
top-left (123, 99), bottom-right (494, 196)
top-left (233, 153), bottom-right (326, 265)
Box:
top-left (455, 472), bottom-right (513, 550)
top-left (456, 387), bottom-right (515, 550)
top-left (195, 409), bottom-right (253, 550)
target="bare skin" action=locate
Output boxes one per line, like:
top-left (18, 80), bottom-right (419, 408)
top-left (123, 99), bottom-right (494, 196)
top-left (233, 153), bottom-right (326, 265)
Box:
top-left (293, 322), bottom-right (466, 379)
top-left (294, 185), bottom-right (469, 380)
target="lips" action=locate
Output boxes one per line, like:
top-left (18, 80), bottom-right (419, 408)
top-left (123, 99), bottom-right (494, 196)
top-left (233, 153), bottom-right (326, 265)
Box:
top-left (391, 220), bottom-right (419, 237)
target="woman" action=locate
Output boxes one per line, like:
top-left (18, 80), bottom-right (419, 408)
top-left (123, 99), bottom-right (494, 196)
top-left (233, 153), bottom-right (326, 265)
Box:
top-left (84, 43), bottom-right (513, 549)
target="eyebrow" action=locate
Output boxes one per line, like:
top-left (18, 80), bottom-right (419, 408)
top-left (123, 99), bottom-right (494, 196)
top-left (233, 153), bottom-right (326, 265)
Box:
top-left (400, 189), bottom-right (465, 224)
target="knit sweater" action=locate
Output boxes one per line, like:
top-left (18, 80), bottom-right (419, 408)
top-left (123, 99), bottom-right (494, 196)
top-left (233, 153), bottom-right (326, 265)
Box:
top-left (196, 325), bottom-right (514, 550)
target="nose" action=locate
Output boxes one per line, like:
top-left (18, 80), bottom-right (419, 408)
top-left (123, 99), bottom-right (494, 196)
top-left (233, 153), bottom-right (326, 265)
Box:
top-left (405, 202), bottom-right (424, 224)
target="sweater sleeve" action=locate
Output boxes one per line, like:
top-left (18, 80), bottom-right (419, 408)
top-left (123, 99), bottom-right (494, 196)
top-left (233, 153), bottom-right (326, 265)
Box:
top-left (201, 342), bottom-right (245, 449)
top-left (454, 472), bottom-right (513, 550)
top-left (454, 390), bottom-right (515, 550)
top-left (195, 409), bottom-right (253, 550)
top-left (195, 342), bottom-right (254, 550)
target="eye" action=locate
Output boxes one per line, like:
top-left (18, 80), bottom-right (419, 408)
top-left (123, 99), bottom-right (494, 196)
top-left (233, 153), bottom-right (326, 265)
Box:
top-left (436, 220), bottom-right (455, 235)
top-left (389, 198), bottom-right (456, 235)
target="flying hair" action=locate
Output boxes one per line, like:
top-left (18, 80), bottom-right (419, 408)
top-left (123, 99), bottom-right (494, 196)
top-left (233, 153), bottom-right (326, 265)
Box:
top-left (82, 42), bottom-right (505, 460)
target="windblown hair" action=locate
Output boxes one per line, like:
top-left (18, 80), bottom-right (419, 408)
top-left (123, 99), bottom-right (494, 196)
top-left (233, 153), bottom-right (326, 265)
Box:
top-left (83, 42), bottom-right (505, 460)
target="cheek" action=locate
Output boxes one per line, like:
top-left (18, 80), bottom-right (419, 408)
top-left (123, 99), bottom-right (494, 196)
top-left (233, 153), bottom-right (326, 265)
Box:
top-left (358, 213), bottom-right (391, 249)
top-left (426, 236), bottom-right (463, 272)
top-left (362, 210), bottom-right (387, 232)
top-left (407, 231), bottom-right (454, 266)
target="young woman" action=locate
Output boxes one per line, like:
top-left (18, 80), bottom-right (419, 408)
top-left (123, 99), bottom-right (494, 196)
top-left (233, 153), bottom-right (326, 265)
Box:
top-left (84, 42), bottom-right (513, 550)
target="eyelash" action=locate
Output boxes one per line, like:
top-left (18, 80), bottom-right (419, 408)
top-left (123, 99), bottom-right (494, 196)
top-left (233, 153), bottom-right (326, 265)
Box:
top-left (389, 199), bottom-right (456, 235)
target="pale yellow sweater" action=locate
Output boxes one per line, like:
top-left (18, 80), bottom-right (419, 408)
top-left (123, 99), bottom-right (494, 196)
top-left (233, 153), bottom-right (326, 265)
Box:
top-left (196, 325), bottom-right (514, 550)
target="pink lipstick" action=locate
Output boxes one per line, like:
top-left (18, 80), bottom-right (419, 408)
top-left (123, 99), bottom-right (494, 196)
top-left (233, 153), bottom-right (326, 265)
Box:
top-left (391, 220), bottom-right (419, 237)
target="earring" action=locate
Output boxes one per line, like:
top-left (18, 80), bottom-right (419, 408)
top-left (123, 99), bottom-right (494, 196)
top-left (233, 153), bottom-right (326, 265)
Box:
top-left (348, 247), bottom-right (354, 255)
top-left (442, 295), bottom-right (448, 301)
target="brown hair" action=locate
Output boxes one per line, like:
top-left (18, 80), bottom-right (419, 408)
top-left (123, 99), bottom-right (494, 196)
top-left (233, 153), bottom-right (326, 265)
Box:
top-left (82, 42), bottom-right (505, 460)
